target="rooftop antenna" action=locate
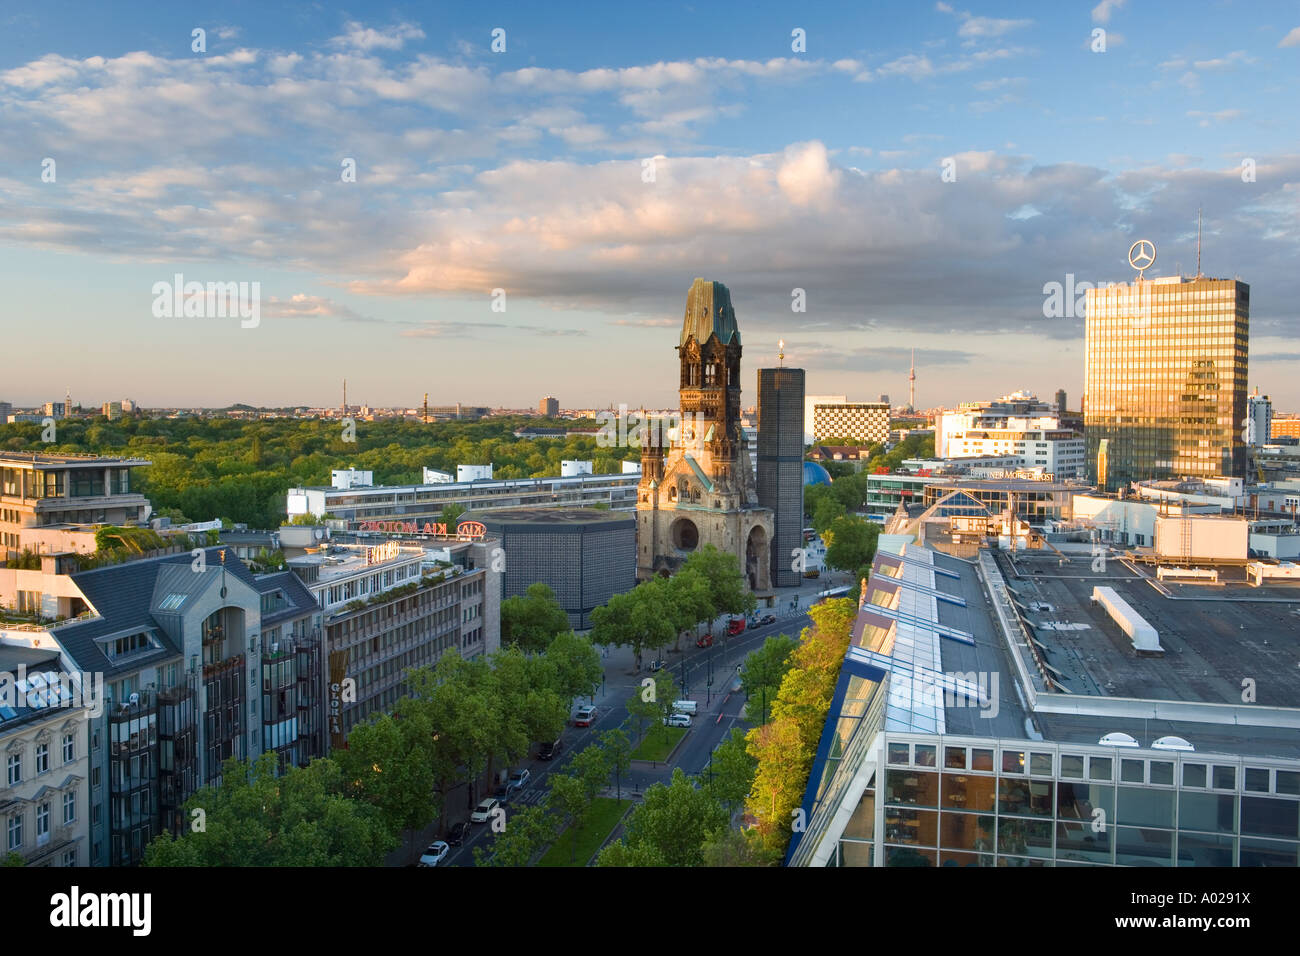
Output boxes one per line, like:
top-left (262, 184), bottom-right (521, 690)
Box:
top-left (342, 379), bottom-right (347, 416)
top-left (1196, 207), bottom-right (1203, 279)
top-left (778, 338), bottom-right (785, 368)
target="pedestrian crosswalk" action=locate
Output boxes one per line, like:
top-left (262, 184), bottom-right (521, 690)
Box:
top-left (511, 787), bottom-right (546, 807)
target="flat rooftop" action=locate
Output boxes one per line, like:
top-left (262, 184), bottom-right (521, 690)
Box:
top-left (0, 452), bottom-right (151, 468)
top-left (997, 549), bottom-right (1300, 709)
top-left (469, 507), bottom-right (634, 526)
top-left (288, 544), bottom-right (425, 583)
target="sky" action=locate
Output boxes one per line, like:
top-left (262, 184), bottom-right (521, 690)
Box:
top-left (1, 0), bottom-right (1298, 412)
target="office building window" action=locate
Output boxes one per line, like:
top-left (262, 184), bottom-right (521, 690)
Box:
top-left (63, 790), bottom-right (76, 824)
top-left (62, 848), bottom-right (77, 867)
top-left (35, 743), bottom-right (49, 775)
top-left (6, 753), bottom-right (20, 786)
top-left (7, 814), bottom-right (22, 850)
top-left (62, 734), bottom-right (74, 764)
top-left (36, 803), bottom-right (50, 840)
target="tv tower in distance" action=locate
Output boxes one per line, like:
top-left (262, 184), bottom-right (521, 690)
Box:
top-left (908, 348), bottom-right (916, 412)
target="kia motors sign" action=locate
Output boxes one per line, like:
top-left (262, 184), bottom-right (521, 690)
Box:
top-left (355, 519), bottom-right (487, 540)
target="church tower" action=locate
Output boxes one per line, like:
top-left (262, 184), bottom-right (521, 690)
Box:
top-left (636, 279), bottom-right (773, 591)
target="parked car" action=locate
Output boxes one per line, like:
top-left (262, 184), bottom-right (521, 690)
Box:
top-left (747, 617), bottom-right (762, 630)
top-left (664, 713), bottom-right (692, 728)
top-left (696, 633), bottom-right (714, 648)
top-left (648, 659), bottom-right (665, 672)
top-left (470, 798), bottom-right (500, 823)
top-left (759, 613), bottom-right (776, 625)
top-left (538, 738), bottom-right (563, 760)
top-left (446, 822), bottom-right (469, 846)
top-left (418, 841), bottom-right (450, 866)
top-left (493, 783), bottom-right (510, 804)
top-left (727, 618), bottom-right (746, 635)
top-left (574, 706), bottom-right (597, 727)
top-left (508, 768), bottom-right (531, 792)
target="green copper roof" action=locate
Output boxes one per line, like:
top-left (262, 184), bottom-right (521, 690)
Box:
top-left (684, 455), bottom-right (716, 493)
top-left (680, 278), bottom-right (740, 347)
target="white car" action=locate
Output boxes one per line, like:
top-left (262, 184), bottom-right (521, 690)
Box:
top-left (664, 713), bottom-right (692, 728)
top-left (470, 798), bottom-right (500, 824)
top-left (418, 841), bottom-right (450, 866)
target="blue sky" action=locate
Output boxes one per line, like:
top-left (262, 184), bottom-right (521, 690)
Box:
top-left (1, 0), bottom-right (1298, 411)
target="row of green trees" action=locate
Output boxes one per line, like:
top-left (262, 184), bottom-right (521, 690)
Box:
top-left (473, 729), bottom-right (633, 866)
top-left (144, 628), bottom-right (601, 865)
top-left (589, 546), bottom-right (756, 668)
top-left (596, 730), bottom-right (777, 866)
top-left (742, 599), bottom-right (858, 856)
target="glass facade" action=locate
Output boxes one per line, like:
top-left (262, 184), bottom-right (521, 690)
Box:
top-left (827, 735), bottom-right (1300, 867)
top-left (1084, 277), bottom-right (1248, 487)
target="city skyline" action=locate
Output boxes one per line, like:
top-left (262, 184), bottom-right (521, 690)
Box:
top-left (2, 1), bottom-right (1298, 409)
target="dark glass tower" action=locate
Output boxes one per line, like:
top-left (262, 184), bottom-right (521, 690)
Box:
top-left (758, 367), bottom-right (805, 587)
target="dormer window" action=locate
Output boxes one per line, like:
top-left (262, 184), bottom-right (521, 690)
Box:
top-left (102, 630), bottom-right (162, 663)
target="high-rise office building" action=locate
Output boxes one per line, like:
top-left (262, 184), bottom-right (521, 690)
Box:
top-left (539, 396), bottom-right (559, 417)
top-left (1055, 389), bottom-right (1067, 414)
top-left (813, 401), bottom-right (891, 446)
top-left (1084, 270), bottom-right (1248, 488)
top-left (758, 367), bottom-right (805, 587)
top-left (1245, 392), bottom-right (1272, 447)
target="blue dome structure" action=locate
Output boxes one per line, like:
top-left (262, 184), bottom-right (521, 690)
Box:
top-left (803, 461), bottom-right (833, 486)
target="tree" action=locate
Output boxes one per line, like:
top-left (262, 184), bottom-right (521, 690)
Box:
top-left (335, 708), bottom-right (439, 851)
top-left (596, 840), bottom-right (666, 866)
top-left (407, 656), bottom-right (504, 806)
top-left (703, 728), bottom-right (757, 817)
top-left (680, 545), bottom-right (755, 635)
top-left (540, 630), bottom-right (603, 705)
top-left (824, 514), bottom-right (879, 573)
top-left (439, 502), bottom-right (465, 530)
top-left (811, 497), bottom-right (846, 535)
top-left (700, 826), bottom-right (781, 866)
top-left (599, 729), bottom-right (633, 801)
top-left (590, 583), bottom-right (674, 670)
top-left (624, 670), bottom-right (681, 745)
top-left (665, 568), bottom-right (714, 649)
top-left (472, 804), bottom-right (555, 867)
top-left (488, 645), bottom-right (569, 771)
top-left (2, 852), bottom-right (23, 867)
top-left (548, 773), bottom-right (593, 866)
top-left (500, 582), bottom-right (571, 655)
top-left (738, 633), bottom-right (798, 723)
top-left (143, 752), bottom-right (396, 866)
top-left (610, 768), bottom-right (727, 867)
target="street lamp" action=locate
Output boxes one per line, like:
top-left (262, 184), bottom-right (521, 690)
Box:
top-left (706, 644), bottom-right (714, 706)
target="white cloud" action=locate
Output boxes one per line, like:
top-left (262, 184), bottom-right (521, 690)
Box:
top-left (1091, 0), bottom-right (1126, 25)
top-left (331, 21), bottom-right (426, 52)
top-left (1280, 27), bottom-right (1300, 47)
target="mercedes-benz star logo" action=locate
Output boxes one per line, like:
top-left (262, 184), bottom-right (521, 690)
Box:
top-left (1128, 239), bottom-right (1156, 273)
